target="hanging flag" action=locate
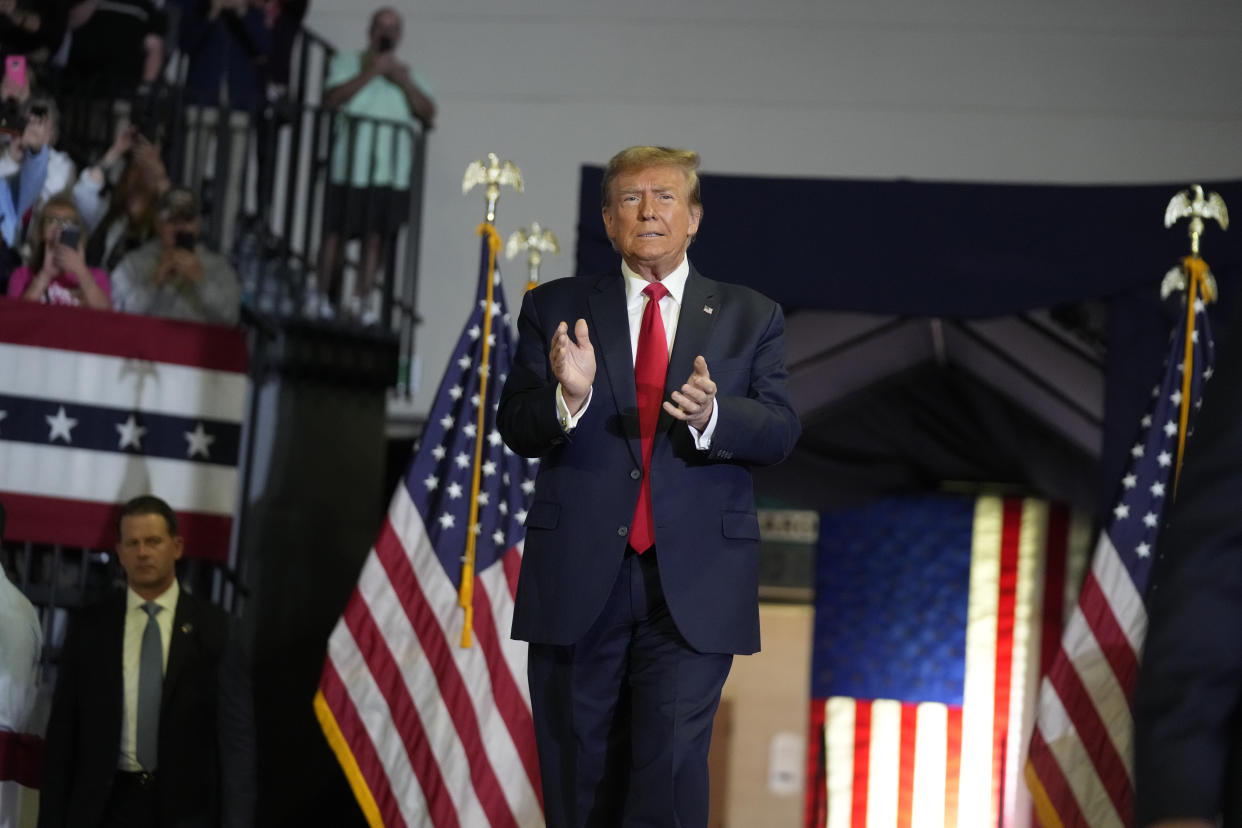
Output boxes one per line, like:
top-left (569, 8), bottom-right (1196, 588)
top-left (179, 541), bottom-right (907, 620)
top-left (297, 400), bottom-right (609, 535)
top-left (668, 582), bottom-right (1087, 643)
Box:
top-left (805, 494), bottom-right (1091, 828)
top-left (1024, 266), bottom-right (1215, 827)
top-left (315, 226), bottom-right (544, 828)
top-left (0, 301), bottom-right (247, 560)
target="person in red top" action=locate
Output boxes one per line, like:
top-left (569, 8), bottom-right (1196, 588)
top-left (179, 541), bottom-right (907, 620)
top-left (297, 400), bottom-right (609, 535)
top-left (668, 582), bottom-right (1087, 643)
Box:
top-left (6, 193), bottom-right (110, 308)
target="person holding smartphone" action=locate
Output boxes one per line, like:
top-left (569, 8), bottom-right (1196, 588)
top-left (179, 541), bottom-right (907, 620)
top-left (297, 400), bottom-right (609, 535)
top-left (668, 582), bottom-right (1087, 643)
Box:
top-left (110, 187), bottom-right (240, 325)
top-left (314, 6), bottom-right (436, 323)
top-left (5, 194), bottom-right (107, 308)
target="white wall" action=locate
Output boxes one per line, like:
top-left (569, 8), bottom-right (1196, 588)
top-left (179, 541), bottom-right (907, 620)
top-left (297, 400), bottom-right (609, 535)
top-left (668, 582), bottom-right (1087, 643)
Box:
top-left (307, 0), bottom-right (1242, 416)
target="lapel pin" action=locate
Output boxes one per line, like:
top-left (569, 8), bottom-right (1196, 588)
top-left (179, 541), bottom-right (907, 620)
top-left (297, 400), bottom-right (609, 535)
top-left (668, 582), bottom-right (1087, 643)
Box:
top-left (180, 623), bottom-right (193, 635)
top-left (703, 305), bottom-right (713, 315)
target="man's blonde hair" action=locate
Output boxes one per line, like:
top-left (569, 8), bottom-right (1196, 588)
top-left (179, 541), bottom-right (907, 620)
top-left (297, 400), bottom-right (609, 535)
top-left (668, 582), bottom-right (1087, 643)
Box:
top-left (600, 146), bottom-right (702, 212)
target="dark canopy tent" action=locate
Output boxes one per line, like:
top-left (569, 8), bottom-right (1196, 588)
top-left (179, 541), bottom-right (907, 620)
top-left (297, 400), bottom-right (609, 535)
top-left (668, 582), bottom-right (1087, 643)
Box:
top-left (575, 167), bottom-right (1242, 514)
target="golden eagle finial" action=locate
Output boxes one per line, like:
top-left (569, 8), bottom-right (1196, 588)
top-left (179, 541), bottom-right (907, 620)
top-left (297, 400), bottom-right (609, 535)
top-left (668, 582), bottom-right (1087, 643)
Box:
top-left (463, 153), bottom-right (523, 224)
top-left (506, 222), bottom-right (560, 290)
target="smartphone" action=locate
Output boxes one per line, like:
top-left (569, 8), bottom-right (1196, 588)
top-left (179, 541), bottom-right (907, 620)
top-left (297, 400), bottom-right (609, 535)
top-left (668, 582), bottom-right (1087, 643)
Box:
top-left (377, 36), bottom-right (395, 53)
top-left (59, 225), bottom-right (80, 249)
top-left (5, 55), bottom-right (26, 92)
top-left (175, 231), bottom-right (197, 251)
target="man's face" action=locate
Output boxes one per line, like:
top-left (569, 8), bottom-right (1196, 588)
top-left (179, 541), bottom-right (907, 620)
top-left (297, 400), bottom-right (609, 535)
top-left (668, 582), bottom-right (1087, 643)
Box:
top-left (602, 164), bottom-right (701, 280)
top-left (116, 512), bottom-right (183, 598)
top-left (369, 10), bottom-right (402, 52)
top-left (157, 215), bottom-right (200, 250)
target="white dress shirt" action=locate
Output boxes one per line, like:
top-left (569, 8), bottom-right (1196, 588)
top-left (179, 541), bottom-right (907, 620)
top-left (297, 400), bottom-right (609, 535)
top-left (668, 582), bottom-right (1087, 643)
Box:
top-left (556, 256), bottom-right (719, 447)
top-left (119, 580), bottom-right (179, 771)
top-left (0, 568), bottom-right (41, 733)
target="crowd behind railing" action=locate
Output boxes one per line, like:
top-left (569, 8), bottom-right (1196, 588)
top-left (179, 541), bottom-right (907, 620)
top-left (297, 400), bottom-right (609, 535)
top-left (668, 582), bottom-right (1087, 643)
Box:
top-left (0, 1), bottom-right (432, 387)
top-left (0, 0), bottom-right (434, 711)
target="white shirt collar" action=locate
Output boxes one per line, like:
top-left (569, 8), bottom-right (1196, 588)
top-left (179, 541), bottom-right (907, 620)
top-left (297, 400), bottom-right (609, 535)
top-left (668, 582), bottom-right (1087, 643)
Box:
top-left (126, 579), bottom-right (180, 615)
top-left (622, 256), bottom-right (690, 307)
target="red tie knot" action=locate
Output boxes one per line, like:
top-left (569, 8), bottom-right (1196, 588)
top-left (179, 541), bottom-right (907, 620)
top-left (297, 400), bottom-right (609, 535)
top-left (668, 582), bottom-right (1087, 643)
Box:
top-left (642, 282), bottom-right (669, 304)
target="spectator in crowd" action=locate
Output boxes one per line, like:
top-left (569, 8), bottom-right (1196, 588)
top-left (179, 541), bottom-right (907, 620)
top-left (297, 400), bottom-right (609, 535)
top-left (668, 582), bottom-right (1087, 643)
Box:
top-left (0, 498), bottom-right (44, 828)
top-left (261, 0), bottom-right (308, 100)
top-left (180, 0), bottom-right (271, 113)
top-left (315, 6), bottom-right (434, 322)
top-left (0, 112), bottom-right (46, 290)
top-left (111, 186), bottom-right (241, 325)
top-left (0, 1), bottom-right (68, 65)
top-left (38, 494), bottom-right (255, 828)
top-left (6, 195), bottom-right (109, 308)
top-left (77, 126), bottom-right (169, 271)
top-left (64, 0), bottom-right (165, 95)
top-left (0, 97), bottom-right (74, 218)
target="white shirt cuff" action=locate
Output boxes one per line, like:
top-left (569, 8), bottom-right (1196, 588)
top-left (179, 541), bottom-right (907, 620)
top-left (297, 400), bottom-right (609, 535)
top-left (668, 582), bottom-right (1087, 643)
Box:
top-left (687, 400), bottom-right (718, 450)
top-left (555, 384), bottom-right (592, 431)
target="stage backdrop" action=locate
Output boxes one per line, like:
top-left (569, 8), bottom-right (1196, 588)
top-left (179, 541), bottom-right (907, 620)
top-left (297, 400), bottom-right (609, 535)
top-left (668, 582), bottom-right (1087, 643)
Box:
top-left (804, 494), bottom-right (1091, 828)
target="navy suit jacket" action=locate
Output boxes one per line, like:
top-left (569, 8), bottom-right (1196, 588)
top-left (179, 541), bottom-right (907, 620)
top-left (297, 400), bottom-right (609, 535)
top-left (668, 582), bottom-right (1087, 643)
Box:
top-left (39, 586), bottom-right (255, 828)
top-left (1133, 293), bottom-right (1242, 826)
top-left (498, 267), bottom-right (800, 655)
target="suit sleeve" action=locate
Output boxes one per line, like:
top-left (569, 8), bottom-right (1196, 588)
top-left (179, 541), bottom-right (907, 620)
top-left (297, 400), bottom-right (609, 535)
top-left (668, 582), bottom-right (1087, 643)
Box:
top-left (1133, 318), bottom-right (1242, 824)
top-left (498, 288), bottom-right (571, 458)
top-left (37, 612), bottom-right (84, 828)
top-left (705, 300), bottom-right (801, 467)
top-left (217, 618), bottom-right (256, 828)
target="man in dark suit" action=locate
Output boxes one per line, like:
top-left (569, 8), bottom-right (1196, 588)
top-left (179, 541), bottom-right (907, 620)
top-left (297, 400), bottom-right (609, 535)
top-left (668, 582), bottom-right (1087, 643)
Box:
top-left (1134, 294), bottom-right (1242, 828)
top-left (498, 145), bottom-right (800, 827)
top-left (38, 495), bottom-right (253, 828)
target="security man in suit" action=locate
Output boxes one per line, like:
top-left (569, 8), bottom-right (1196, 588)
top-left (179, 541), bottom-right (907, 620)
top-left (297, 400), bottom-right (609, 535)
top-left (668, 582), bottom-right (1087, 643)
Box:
top-left (498, 146), bottom-right (801, 827)
top-left (38, 495), bottom-right (254, 828)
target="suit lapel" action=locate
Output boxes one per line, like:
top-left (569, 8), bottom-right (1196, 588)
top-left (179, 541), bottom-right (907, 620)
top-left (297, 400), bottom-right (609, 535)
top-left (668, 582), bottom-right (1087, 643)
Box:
top-left (587, 272), bottom-right (642, 466)
top-left (161, 587), bottom-right (197, 713)
top-left (662, 269), bottom-right (719, 432)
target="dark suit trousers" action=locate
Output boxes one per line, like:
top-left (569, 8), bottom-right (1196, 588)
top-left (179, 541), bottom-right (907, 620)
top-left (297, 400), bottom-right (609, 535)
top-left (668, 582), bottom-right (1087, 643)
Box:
top-left (528, 547), bottom-right (733, 828)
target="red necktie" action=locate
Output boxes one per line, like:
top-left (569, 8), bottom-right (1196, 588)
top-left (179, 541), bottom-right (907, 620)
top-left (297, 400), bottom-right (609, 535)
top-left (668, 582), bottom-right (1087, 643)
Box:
top-left (629, 282), bottom-right (669, 553)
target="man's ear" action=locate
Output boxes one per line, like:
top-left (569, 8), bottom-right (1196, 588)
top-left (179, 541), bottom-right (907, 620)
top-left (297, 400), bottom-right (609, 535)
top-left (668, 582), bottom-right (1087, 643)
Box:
top-left (173, 535), bottom-right (184, 562)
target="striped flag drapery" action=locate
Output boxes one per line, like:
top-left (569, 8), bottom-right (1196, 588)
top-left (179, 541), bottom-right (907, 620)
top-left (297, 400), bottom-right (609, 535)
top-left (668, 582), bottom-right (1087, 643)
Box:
top-left (1025, 274), bottom-right (1215, 827)
top-left (805, 495), bottom-right (1091, 828)
top-left (0, 301), bottom-right (247, 560)
top-left (315, 226), bottom-right (544, 827)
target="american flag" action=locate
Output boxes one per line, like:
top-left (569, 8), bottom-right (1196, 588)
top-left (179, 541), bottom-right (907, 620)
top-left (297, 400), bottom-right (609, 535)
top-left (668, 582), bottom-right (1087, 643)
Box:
top-left (806, 494), bottom-right (1091, 828)
top-left (315, 227), bottom-right (544, 828)
top-left (0, 301), bottom-right (247, 560)
top-left (1024, 288), bottom-right (1214, 827)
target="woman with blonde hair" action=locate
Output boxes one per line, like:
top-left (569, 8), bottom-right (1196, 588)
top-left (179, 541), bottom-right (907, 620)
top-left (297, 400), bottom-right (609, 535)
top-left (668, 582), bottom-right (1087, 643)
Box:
top-left (6, 195), bottom-right (111, 309)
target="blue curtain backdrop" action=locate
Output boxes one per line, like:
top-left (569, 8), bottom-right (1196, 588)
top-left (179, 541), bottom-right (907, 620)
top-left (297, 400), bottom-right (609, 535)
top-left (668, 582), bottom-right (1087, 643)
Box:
top-left (575, 168), bottom-right (1242, 511)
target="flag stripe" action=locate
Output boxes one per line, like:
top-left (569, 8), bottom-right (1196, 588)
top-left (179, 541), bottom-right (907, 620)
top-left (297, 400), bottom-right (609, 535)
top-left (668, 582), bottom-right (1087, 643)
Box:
top-left (851, 700), bottom-right (871, 828)
top-left (342, 589), bottom-right (461, 828)
top-left (318, 661), bottom-right (408, 828)
top-left (1040, 505), bottom-right (1069, 676)
top-left (896, 703), bottom-right (917, 828)
top-left (944, 707), bottom-right (961, 828)
top-left (989, 499), bottom-right (1022, 827)
top-left (1024, 729), bottom-right (1085, 828)
top-left (1, 443), bottom-right (239, 513)
top-left (866, 700), bottom-right (901, 828)
top-left (910, 704), bottom-right (947, 828)
top-left (0, 491), bottom-right (230, 561)
top-left (373, 521), bottom-right (520, 828)
top-left (825, 697), bottom-right (856, 828)
top-left (0, 302), bottom-right (249, 371)
top-left (0, 342), bottom-right (248, 418)
top-left (1043, 645), bottom-right (1132, 824)
top-left (806, 700), bottom-right (828, 828)
top-left (1076, 572), bottom-right (1139, 698)
top-left (469, 574), bottom-right (544, 810)
top-left (502, 545), bottom-right (521, 601)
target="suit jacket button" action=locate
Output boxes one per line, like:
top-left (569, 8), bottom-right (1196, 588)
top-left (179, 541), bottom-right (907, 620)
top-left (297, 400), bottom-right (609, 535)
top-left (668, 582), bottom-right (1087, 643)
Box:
top-left (617, 526), bottom-right (628, 537)
top-left (630, 468), bottom-right (641, 480)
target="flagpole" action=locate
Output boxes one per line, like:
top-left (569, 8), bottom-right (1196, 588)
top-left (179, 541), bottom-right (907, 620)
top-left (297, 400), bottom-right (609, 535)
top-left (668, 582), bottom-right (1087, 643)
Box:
top-left (458, 154), bottom-right (523, 647)
top-left (1162, 184), bottom-right (1228, 494)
